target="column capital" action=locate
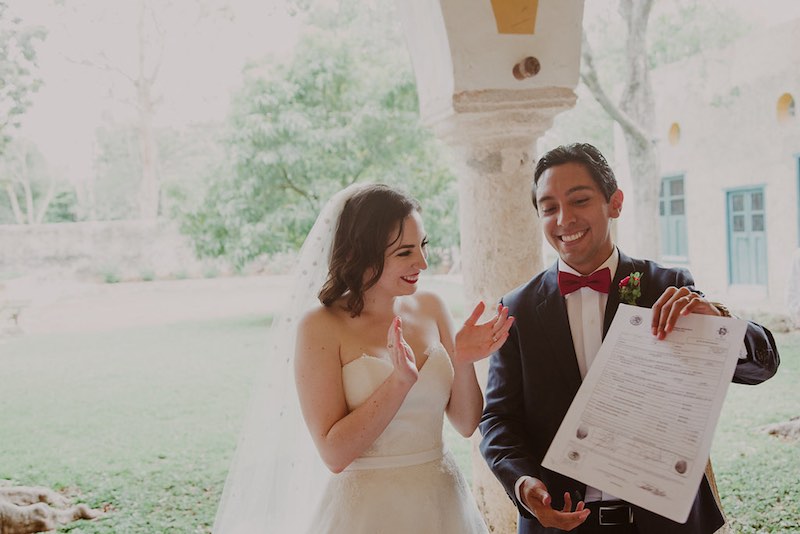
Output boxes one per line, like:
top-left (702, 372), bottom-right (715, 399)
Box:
top-left (430, 87), bottom-right (577, 146)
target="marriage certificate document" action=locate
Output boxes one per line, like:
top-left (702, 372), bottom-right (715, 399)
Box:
top-left (542, 304), bottom-right (747, 523)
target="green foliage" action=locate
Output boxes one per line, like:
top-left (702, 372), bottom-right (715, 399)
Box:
top-left (92, 121), bottom-right (227, 221)
top-left (0, 5), bottom-right (50, 223)
top-left (0, 138), bottom-right (79, 224)
top-left (101, 267), bottom-right (121, 284)
top-left (45, 188), bottom-right (79, 222)
top-left (0, 2), bottom-right (46, 155)
top-left (92, 125), bottom-right (141, 220)
top-left (180, 0), bottom-right (458, 269)
top-left (160, 122), bottom-right (227, 219)
top-left (203, 266), bottom-right (219, 279)
top-left (647, 2), bottom-right (749, 69)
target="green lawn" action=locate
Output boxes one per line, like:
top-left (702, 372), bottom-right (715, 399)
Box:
top-left (0, 302), bottom-right (797, 533)
top-left (711, 330), bottom-right (800, 533)
top-left (0, 315), bottom-right (268, 533)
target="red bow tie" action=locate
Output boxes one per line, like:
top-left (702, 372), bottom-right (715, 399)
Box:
top-left (558, 267), bottom-right (612, 296)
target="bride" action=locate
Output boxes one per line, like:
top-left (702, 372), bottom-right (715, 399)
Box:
top-left (213, 183), bottom-right (513, 533)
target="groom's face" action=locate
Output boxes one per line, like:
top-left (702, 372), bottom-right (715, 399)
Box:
top-left (535, 162), bottom-right (623, 275)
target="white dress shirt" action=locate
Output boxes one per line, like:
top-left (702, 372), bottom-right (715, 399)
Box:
top-left (515, 248), bottom-right (619, 510)
top-left (559, 249), bottom-right (620, 503)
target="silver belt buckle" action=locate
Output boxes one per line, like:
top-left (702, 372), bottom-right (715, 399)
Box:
top-left (598, 505), bottom-right (633, 526)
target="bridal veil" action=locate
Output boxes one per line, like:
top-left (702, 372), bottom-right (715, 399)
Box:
top-left (213, 183), bottom-right (366, 533)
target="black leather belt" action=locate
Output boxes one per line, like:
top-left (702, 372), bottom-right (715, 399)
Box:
top-left (585, 500), bottom-right (635, 528)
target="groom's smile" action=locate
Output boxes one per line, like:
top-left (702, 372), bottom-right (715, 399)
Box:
top-left (560, 229), bottom-right (588, 243)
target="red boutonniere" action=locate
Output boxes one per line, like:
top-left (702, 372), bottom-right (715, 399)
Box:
top-left (618, 272), bottom-right (643, 305)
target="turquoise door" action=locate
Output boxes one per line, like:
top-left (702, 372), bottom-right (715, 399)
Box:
top-left (660, 176), bottom-right (688, 259)
top-left (727, 188), bottom-right (767, 285)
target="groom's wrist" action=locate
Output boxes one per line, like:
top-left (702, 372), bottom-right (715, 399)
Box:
top-left (515, 476), bottom-right (537, 517)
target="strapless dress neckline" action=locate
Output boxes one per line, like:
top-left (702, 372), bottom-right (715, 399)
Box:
top-left (343, 341), bottom-right (447, 373)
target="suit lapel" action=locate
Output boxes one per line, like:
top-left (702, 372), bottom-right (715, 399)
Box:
top-left (603, 251), bottom-right (639, 338)
top-left (536, 263), bottom-right (582, 393)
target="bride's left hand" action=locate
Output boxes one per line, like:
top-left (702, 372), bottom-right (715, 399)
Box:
top-left (453, 302), bottom-right (513, 365)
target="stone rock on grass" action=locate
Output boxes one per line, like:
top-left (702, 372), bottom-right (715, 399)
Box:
top-left (761, 416), bottom-right (800, 441)
top-left (0, 486), bottom-right (103, 534)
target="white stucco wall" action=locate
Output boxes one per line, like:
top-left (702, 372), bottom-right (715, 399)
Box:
top-left (621, 17), bottom-right (800, 312)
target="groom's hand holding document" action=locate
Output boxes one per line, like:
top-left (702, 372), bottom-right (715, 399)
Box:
top-left (542, 304), bottom-right (747, 524)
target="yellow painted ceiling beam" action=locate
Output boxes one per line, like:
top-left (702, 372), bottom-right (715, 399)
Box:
top-left (490, 0), bottom-right (539, 34)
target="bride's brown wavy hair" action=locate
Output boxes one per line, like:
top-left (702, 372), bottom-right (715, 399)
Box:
top-left (318, 184), bottom-right (421, 317)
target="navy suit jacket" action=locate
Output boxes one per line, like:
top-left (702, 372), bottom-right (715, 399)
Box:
top-left (479, 251), bottom-right (780, 534)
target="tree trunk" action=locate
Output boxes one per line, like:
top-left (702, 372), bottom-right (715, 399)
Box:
top-left (137, 83), bottom-right (160, 219)
top-left (35, 180), bottom-right (56, 224)
top-left (75, 174), bottom-right (96, 221)
top-left (619, 132), bottom-right (660, 259)
top-left (618, 0), bottom-right (660, 259)
top-left (136, 0), bottom-right (161, 220)
top-left (23, 185), bottom-right (34, 224)
top-left (4, 183), bottom-right (25, 224)
top-left (580, 0), bottom-right (661, 260)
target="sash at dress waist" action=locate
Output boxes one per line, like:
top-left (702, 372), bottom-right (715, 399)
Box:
top-left (344, 445), bottom-right (445, 471)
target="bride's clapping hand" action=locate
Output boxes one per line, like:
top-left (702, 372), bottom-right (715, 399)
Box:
top-left (454, 302), bottom-right (514, 365)
top-left (387, 316), bottom-right (419, 385)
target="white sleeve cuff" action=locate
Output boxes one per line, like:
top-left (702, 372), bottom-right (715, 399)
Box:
top-left (514, 476), bottom-right (535, 516)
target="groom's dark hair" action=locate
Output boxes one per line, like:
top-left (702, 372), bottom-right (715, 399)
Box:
top-left (319, 184), bottom-right (421, 317)
top-left (531, 143), bottom-right (618, 211)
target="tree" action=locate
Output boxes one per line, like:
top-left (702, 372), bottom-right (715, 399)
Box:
top-left (68, 0), bottom-right (168, 220)
top-left (92, 124), bottom-right (142, 220)
top-left (0, 139), bottom-right (79, 224)
top-left (181, 0), bottom-right (458, 269)
top-left (90, 119), bottom-right (226, 221)
top-left (0, 2), bottom-right (45, 156)
top-left (0, 1), bottom-right (46, 223)
top-left (60, 0), bottom-right (233, 220)
top-left (578, 0), bottom-right (747, 259)
top-left (159, 121), bottom-right (228, 219)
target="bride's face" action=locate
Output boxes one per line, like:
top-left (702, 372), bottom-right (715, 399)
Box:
top-left (374, 211), bottom-right (429, 297)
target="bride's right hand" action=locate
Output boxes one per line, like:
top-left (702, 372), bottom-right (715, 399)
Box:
top-left (387, 316), bottom-right (418, 386)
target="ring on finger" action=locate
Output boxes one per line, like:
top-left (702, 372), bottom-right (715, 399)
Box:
top-left (387, 342), bottom-right (394, 348)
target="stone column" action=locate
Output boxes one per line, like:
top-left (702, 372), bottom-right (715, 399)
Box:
top-left (432, 87), bottom-right (577, 533)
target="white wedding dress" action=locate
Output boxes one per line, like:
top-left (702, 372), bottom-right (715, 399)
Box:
top-left (307, 343), bottom-right (489, 534)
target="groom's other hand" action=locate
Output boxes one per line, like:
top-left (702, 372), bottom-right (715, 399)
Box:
top-left (651, 286), bottom-right (722, 340)
top-left (519, 476), bottom-right (590, 531)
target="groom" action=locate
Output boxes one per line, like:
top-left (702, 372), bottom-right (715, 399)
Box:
top-left (479, 143), bottom-right (780, 533)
